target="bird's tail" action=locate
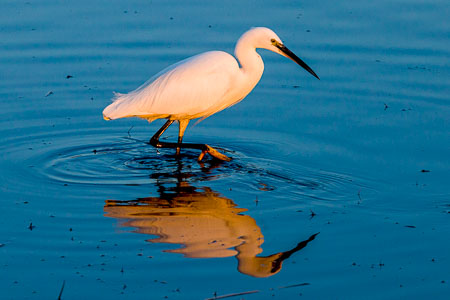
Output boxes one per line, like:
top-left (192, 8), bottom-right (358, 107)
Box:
top-left (103, 92), bottom-right (129, 120)
top-left (112, 91), bottom-right (124, 102)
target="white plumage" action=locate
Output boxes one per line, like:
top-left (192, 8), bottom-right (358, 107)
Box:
top-left (104, 51), bottom-right (241, 121)
top-left (103, 27), bottom-right (319, 161)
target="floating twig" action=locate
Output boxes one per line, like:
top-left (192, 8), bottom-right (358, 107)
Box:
top-left (206, 290), bottom-right (259, 300)
top-left (127, 125), bottom-right (134, 138)
top-left (57, 280), bottom-right (65, 300)
top-left (278, 282), bottom-right (310, 289)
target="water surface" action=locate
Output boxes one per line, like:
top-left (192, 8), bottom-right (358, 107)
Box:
top-left (0, 0), bottom-right (449, 299)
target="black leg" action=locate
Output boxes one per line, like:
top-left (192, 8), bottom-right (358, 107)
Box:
top-left (150, 120), bottom-right (174, 147)
top-left (149, 119), bottom-right (231, 162)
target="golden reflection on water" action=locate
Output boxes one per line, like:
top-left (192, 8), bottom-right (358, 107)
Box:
top-left (104, 163), bottom-right (318, 277)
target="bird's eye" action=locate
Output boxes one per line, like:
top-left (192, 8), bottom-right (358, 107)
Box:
top-left (270, 38), bottom-right (276, 44)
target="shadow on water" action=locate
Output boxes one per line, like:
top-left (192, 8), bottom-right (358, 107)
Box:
top-left (104, 159), bottom-right (319, 278)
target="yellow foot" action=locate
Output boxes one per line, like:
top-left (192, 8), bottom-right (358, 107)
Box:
top-left (198, 145), bottom-right (231, 162)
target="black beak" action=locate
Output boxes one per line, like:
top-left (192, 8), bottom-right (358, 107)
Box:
top-left (276, 43), bottom-right (320, 80)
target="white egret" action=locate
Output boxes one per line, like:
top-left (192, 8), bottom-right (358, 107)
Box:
top-left (103, 27), bottom-right (319, 161)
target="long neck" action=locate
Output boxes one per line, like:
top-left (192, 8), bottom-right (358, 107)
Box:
top-left (234, 37), bottom-right (265, 95)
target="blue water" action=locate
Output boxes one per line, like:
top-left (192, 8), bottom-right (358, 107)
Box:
top-left (0, 0), bottom-right (449, 299)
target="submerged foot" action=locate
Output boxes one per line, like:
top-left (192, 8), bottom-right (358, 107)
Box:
top-left (150, 139), bottom-right (231, 162)
top-left (198, 144), bottom-right (231, 162)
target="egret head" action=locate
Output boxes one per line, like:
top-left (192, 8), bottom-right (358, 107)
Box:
top-left (238, 27), bottom-right (319, 80)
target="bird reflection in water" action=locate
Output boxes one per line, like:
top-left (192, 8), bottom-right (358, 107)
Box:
top-left (104, 160), bottom-right (318, 277)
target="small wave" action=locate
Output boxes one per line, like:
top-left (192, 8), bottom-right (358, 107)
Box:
top-left (0, 126), bottom-right (375, 207)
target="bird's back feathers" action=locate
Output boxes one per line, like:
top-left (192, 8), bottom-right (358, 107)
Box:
top-left (103, 51), bottom-right (241, 121)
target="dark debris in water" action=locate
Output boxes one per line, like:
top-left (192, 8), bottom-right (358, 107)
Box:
top-left (127, 126), bottom-right (134, 137)
top-left (57, 280), bottom-right (65, 300)
top-left (278, 283), bottom-right (310, 289)
top-left (407, 65), bottom-right (431, 71)
top-left (420, 169), bottom-right (430, 173)
top-left (206, 290), bottom-right (259, 300)
top-left (28, 222), bottom-right (35, 231)
top-left (45, 91), bottom-right (53, 97)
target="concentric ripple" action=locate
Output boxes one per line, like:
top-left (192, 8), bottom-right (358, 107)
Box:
top-left (0, 125), bottom-right (373, 205)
